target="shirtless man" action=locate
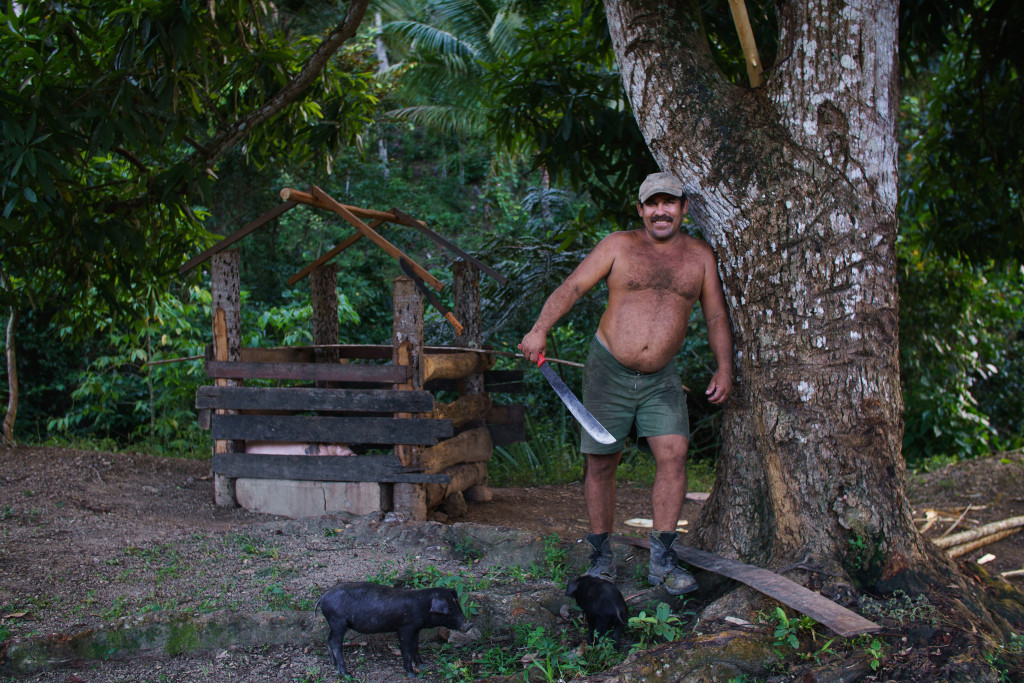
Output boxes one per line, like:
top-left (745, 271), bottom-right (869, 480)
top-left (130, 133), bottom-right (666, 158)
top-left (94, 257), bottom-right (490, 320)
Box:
top-left (519, 172), bottom-right (733, 594)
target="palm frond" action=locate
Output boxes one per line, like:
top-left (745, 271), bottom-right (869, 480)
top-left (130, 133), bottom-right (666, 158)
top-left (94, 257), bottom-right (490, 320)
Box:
top-left (384, 104), bottom-right (489, 137)
top-left (381, 20), bottom-right (482, 61)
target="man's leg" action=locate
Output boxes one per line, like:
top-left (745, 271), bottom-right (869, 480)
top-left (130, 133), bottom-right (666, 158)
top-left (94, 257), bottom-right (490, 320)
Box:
top-left (583, 451), bottom-right (621, 580)
top-left (646, 434), bottom-right (698, 594)
top-left (647, 434), bottom-right (688, 531)
top-left (584, 451), bottom-right (622, 533)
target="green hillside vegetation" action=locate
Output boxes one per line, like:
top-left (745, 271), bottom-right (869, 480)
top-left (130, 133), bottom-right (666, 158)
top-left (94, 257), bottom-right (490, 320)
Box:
top-left (1, 0), bottom-right (1022, 483)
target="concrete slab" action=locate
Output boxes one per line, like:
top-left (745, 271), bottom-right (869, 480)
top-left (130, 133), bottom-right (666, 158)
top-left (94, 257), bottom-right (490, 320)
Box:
top-left (235, 478), bottom-right (384, 518)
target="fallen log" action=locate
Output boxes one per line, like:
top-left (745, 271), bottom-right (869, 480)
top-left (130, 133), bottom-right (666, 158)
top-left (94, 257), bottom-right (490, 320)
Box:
top-left (932, 515), bottom-right (1024, 549)
top-left (946, 528), bottom-right (1022, 559)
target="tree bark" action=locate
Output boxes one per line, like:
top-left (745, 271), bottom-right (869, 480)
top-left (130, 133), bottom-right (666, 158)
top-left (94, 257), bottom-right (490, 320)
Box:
top-left (212, 251), bottom-right (242, 507)
top-left (311, 264), bottom-right (340, 373)
top-left (604, 0), bottom-right (935, 589)
top-left (3, 306), bottom-right (17, 445)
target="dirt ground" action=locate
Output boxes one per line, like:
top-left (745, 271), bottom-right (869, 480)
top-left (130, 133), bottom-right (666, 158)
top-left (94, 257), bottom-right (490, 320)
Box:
top-left (1, 444), bottom-right (1022, 682)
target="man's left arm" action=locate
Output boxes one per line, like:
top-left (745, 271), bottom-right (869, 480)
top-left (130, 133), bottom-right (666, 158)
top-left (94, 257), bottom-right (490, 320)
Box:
top-left (699, 246), bottom-right (734, 405)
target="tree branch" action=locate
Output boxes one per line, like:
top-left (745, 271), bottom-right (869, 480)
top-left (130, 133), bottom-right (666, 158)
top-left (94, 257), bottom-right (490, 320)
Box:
top-left (192, 0), bottom-right (371, 169)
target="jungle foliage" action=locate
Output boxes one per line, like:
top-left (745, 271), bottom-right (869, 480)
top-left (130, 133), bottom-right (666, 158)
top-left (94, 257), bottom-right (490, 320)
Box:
top-left (1, 0), bottom-right (1022, 474)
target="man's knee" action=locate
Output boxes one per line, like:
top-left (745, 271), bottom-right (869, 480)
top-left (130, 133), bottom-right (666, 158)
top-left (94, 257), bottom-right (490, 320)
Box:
top-left (585, 452), bottom-right (621, 479)
top-left (648, 435), bottom-right (689, 462)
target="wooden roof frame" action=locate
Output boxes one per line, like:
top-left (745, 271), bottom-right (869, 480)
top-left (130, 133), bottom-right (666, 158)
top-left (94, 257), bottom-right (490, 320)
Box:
top-left (178, 186), bottom-right (508, 288)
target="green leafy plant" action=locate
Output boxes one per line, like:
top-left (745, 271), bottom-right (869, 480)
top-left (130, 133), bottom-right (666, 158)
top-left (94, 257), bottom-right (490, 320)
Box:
top-left (628, 601), bottom-right (683, 644)
top-left (863, 637), bottom-right (885, 671)
top-left (770, 606), bottom-right (801, 651)
top-left (985, 632), bottom-right (1024, 683)
top-left (452, 536), bottom-right (482, 564)
top-left (521, 625), bottom-right (580, 682)
top-left (761, 606), bottom-right (823, 660)
top-left (432, 643), bottom-right (476, 682)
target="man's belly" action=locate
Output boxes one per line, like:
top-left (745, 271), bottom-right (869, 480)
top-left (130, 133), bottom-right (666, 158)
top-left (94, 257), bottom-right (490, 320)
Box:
top-left (597, 316), bottom-right (689, 373)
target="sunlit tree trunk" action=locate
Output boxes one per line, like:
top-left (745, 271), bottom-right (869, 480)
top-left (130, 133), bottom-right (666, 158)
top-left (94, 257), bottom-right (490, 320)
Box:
top-left (3, 305), bottom-right (17, 445)
top-left (375, 10), bottom-right (390, 176)
top-left (604, 0), bottom-right (942, 592)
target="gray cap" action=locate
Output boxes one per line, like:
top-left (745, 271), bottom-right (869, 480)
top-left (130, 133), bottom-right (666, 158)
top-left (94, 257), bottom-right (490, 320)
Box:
top-left (638, 172), bottom-right (685, 202)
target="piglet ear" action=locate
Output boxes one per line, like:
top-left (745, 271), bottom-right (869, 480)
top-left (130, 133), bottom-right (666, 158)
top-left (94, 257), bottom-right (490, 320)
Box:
top-left (430, 596), bottom-right (451, 615)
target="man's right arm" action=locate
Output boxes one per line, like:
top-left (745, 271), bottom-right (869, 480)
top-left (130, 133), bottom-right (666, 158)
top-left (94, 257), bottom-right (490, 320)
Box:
top-left (518, 234), bottom-right (620, 363)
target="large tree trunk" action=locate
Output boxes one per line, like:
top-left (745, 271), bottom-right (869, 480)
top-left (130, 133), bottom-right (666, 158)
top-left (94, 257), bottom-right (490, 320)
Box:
top-left (604, 0), bottom-right (938, 590)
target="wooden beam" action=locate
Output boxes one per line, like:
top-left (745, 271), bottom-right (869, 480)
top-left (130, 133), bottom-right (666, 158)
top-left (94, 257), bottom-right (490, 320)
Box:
top-left (426, 462), bottom-right (487, 508)
top-left (287, 229), bottom-right (371, 286)
top-left (280, 187), bottom-right (399, 223)
top-left (428, 369), bottom-right (525, 394)
top-left (180, 201), bottom-right (297, 274)
top-left (211, 414), bottom-right (453, 445)
top-left (727, 0), bottom-right (764, 87)
top-left (196, 386), bottom-right (436, 413)
top-left (391, 208), bottom-right (508, 285)
top-left (420, 426), bottom-right (493, 474)
top-left (310, 186), bottom-right (444, 291)
top-left (428, 393), bottom-right (492, 428)
top-left (205, 360), bottom-right (408, 384)
top-left (422, 351), bottom-right (495, 383)
top-left (240, 347), bottom-right (316, 364)
top-left (615, 536), bottom-right (879, 638)
top-left (212, 453), bottom-right (450, 483)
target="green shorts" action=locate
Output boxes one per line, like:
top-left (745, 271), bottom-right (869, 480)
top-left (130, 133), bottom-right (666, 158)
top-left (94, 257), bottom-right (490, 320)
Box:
top-left (580, 336), bottom-right (689, 454)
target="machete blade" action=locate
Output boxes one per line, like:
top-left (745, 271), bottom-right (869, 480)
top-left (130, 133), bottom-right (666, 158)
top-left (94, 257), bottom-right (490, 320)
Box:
top-left (537, 355), bottom-right (616, 445)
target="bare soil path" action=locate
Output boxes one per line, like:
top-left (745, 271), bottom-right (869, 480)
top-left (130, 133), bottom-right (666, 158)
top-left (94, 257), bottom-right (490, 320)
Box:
top-left (1, 445), bottom-right (1022, 682)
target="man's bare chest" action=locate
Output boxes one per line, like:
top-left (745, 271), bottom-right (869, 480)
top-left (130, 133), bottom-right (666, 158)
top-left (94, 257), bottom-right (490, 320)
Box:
top-left (609, 249), bottom-right (703, 302)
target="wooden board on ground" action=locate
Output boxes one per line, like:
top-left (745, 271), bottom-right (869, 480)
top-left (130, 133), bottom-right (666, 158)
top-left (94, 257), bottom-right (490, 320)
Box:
top-left (614, 535), bottom-right (880, 638)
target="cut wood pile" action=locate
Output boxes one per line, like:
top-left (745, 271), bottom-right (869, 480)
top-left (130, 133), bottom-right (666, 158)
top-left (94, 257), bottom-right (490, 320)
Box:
top-left (916, 505), bottom-right (1024, 577)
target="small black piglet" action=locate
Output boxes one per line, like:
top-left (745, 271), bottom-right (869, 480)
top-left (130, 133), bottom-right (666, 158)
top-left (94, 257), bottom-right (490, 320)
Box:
top-left (566, 575), bottom-right (629, 646)
top-left (316, 581), bottom-right (472, 677)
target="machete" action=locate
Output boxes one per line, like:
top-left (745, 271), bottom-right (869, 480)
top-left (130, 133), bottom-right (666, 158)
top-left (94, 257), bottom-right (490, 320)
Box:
top-left (536, 352), bottom-right (616, 445)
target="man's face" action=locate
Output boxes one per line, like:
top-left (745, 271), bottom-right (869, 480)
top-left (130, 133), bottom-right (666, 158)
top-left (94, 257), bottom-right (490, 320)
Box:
top-left (637, 193), bottom-right (688, 240)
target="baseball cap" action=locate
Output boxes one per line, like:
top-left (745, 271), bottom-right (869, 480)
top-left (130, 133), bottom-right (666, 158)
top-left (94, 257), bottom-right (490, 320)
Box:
top-left (638, 172), bottom-right (685, 203)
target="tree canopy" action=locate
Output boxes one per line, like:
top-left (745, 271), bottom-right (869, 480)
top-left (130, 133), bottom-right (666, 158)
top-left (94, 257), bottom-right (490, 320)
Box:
top-left (0, 0), bottom-right (374, 331)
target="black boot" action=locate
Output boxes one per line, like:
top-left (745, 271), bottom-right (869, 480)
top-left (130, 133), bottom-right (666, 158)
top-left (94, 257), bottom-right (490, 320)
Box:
top-left (648, 531), bottom-right (698, 595)
top-left (583, 532), bottom-right (616, 582)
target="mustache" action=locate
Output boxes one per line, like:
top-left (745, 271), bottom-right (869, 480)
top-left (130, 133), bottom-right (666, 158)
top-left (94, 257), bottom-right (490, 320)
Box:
top-left (651, 214), bottom-right (674, 222)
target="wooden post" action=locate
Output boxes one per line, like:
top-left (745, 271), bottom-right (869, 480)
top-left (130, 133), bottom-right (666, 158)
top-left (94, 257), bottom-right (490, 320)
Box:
top-left (453, 260), bottom-right (484, 399)
top-left (453, 259), bottom-right (490, 502)
top-left (311, 264), bottom-right (340, 387)
top-left (393, 274), bottom-right (426, 520)
top-left (212, 251), bottom-right (242, 507)
top-left (727, 0), bottom-right (764, 87)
